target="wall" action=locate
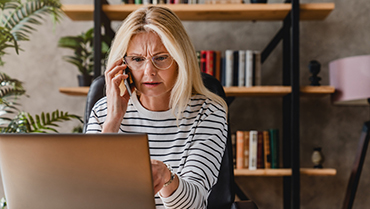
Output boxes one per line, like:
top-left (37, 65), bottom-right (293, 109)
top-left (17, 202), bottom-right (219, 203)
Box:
top-left (1, 0), bottom-right (369, 208)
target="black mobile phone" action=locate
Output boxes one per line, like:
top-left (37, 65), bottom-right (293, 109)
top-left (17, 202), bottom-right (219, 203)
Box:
top-left (123, 65), bottom-right (133, 96)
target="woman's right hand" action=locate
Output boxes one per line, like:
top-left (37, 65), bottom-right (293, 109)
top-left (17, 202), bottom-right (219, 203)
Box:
top-left (102, 59), bottom-right (131, 133)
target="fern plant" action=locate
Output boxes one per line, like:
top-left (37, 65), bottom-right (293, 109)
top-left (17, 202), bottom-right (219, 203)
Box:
top-left (0, 0), bottom-right (63, 66)
top-left (0, 72), bottom-right (82, 133)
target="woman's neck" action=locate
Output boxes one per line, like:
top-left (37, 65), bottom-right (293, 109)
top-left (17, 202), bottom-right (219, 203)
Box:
top-left (138, 93), bottom-right (171, 111)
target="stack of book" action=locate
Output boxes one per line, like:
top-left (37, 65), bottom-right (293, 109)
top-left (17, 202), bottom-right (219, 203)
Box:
top-left (233, 129), bottom-right (279, 170)
top-left (196, 50), bottom-right (262, 87)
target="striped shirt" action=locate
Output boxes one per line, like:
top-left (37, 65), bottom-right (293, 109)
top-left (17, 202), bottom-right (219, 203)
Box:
top-left (86, 91), bottom-right (228, 209)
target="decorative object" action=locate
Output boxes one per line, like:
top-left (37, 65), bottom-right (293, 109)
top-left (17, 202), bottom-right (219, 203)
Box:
top-left (329, 55), bottom-right (370, 105)
top-left (311, 147), bottom-right (324, 168)
top-left (58, 28), bottom-right (111, 86)
top-left (308, 60), bottom-right (321, 86)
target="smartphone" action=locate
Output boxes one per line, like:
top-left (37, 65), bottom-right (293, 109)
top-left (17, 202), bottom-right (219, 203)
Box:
top-left (123, 66), bottom-right (133, 96)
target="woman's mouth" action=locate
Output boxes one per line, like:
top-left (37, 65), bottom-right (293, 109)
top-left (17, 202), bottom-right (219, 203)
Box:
top-left (143, 82), bottom-right (161, 88)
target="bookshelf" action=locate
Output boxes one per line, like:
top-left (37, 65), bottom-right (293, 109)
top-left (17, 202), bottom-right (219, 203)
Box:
top-left (59, 85), bottom-right (335, 97)
top-left (62, 3), bottom-right (334, 21)
top-left (234, 168), bottom-right (337, 176)
top-left (61, 2), bottom-right (335, 209)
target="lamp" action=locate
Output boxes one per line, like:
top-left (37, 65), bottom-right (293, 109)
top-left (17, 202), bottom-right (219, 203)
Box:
top-left (329, 55), bottom-right (370, 209)
top-left (329, 55), bottom-right (370, 105)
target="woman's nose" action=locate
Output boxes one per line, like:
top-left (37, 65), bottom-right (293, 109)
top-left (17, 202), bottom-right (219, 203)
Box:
top-left (143, 59), bottom-right (158, 76)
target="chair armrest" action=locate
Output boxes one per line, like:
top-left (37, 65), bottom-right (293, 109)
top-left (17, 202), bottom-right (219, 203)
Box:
top-left (231, 200), bottom-right (258, 209)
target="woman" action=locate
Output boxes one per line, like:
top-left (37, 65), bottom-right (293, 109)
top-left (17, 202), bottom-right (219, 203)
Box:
top-left (86, 6), bottom-right (228, 209)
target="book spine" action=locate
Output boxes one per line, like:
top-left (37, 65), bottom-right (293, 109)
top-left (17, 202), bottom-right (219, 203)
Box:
top-left (214, 51), bottom-right (221, 81)
top-left (225, 50), bottom-right (234, 87)
top-left (196, 51), bottom-right (201, 70)
top-left (231, 132), bottom-right (236, 168)
top-left (243, 131), bottom-right (250, 168)
top-left (143, 0), bottom-right (150, 4)
top-left (257, 131), bottom-right (264, 169)
top-left (245, 50), bottom-right (253, 87)
top-left (152, 0), bottom-right (158, 4)
top-left (249, 130), bottom-right (258, 170)
top-left (236, 131), bottom-right (245, 169)
top-left (205, 50), bottom-right (214, 76)
top-left (270, 129), bottom-right (279, 169)
top-left (238, 50), bottom-right (246, 87)
top-left (200, 50), bottom-right (207, 73)
top-left (135, 0), bottom-right (142, 4)
top-left (254, 51), bottom-right (261, 86)
top-left (232, 51), bottom-right (239, 86)
top-left (221, 57), bottom-right (226, 86)
top-left (263, 130), bottom-right (271, 169)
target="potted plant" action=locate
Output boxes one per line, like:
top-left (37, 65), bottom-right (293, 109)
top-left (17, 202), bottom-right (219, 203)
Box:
top-left (0, 0), bottom-right (82, 134)
top-left (58, 28), bottom-right (111, 86)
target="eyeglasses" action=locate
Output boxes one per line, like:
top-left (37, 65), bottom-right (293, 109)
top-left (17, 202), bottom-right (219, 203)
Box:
top-left (123, 53), bottom-right (174, 71)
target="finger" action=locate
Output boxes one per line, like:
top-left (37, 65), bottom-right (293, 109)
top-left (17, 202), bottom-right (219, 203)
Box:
top-left (105, 60), bottom-right (126, 79)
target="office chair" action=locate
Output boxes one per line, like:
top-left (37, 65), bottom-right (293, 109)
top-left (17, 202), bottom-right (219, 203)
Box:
top-left (83, 73), bottom-right (258, 209)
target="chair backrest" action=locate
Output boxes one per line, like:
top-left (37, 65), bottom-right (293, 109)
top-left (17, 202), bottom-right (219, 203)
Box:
top-left (83, 73), bottom-right (235, 209)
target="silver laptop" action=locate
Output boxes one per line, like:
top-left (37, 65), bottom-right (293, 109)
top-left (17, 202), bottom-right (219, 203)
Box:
top-left (0, 134), bottom-right (155, 209)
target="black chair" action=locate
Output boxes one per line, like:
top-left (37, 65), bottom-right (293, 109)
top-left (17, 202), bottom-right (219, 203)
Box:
top-left (83, 73), bottom-right (258, 209)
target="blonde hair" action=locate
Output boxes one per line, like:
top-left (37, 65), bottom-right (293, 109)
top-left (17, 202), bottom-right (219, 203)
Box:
top-left (107, 6), bottom-right (228, 119)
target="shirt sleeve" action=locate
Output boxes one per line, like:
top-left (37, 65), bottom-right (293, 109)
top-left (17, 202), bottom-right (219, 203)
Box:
top-left (85, 98), bottom-right (106, 133)
top-left (159, 104), bottom-right (228, 209)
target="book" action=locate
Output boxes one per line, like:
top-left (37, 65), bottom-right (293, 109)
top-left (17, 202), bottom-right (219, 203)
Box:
top-left (205, 50), bottom-right (215, 76)
top-left (249, 130), bottom-right (258, 170)
top-left (263, 130), bottom-right (272, 169)
top-left (231, 132), bottom-right (236, 168)
top-left (214, 51), bottom-right (221, 81)
top-left (270, 129), bottom-right (279, 169)
top-left (243, 131), bottom-right (250, 168)
top-left (200, 50), bottom-right (207, 73)
top-left (245, 50), bottom-right (253, 87)
top-left (232, 50), bottom-right (239, 86)
top-left (225, 50), bottom-right (234, 87)
top-left (254, 51), bottom-right (261, 86)
top-left (238, 50), bottom-right (246, 87)
top-left (257, 131), bottom-right (264, 169)
top-left (236, 131), bottom-right (245, 169)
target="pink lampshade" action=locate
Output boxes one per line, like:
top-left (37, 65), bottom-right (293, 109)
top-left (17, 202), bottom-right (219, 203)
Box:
top-left (329, 55), bottom-right (370, 105)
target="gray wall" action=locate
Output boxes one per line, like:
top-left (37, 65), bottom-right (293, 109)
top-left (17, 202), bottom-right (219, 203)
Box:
top-left (1, 0), bottom-right (370, 208)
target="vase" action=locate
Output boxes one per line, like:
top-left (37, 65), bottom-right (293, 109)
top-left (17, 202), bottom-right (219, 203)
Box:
top-left (311, 147), bottom-right (325, 168)
top-left (77, 75), bottom-right (93, 87)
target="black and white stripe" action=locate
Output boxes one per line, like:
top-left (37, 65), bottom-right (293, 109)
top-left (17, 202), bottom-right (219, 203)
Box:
top-left (86, 92), bottom-right (227, 209)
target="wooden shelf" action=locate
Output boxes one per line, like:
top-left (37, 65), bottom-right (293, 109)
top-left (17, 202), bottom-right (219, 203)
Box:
top-left (224, 85), bottom-right (335, 97)
top-left (59, 85), bottom-right (335, 97)
top-left (59, 87), bottom-right (89, 96)
top-left (234, 168), bottom-right (337, 176)
top-left (62, 3), bottom-right (334, 21)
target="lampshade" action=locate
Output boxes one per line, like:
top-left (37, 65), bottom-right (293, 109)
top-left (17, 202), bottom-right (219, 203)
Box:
top-left (329, 55), bottom-right (370, 105)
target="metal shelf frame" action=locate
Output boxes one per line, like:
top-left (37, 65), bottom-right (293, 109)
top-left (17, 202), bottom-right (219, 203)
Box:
top-left (92, 0), bottom-right (302, 208)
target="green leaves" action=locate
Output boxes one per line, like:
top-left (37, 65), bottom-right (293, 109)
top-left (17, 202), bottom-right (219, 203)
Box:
top-left (0, 72), bottom-right (83, 133)
top-left (0, 0), bottom-right (63, 66)
top-left (58, 27), bottom-right (112, 76)
top-left (1, 110), bottom-right (83, 133)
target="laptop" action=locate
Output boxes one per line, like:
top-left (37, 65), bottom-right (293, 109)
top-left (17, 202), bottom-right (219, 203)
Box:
top-left (0, 133), bottom-right (155, 209)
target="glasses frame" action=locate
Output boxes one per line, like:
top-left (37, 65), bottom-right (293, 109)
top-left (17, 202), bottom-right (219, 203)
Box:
top-left (123, 53), bottom-right (174, 71)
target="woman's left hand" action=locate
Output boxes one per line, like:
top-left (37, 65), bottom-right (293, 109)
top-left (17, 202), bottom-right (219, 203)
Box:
top-left (151, 159), bottom-right (171, 194)
top-left (151, 159), bottom-right (179, 197)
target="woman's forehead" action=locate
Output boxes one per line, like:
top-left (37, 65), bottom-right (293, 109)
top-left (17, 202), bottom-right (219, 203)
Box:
top-left (127, 32), bottom-right (168, 55)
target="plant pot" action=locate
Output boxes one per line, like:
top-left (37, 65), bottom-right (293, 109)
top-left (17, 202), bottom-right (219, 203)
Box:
top-left (77, 75), bottom-right (93, 87)
top-left (250, 0), bottom-right (267, 3)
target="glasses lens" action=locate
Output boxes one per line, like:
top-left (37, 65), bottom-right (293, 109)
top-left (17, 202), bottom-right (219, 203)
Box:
top-left (124, 54), bottom-right (173, 70)
top-left (153, 54), bottom-right (173, 70)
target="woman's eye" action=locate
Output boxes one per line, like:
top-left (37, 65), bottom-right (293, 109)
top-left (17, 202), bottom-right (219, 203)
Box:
top-left (132, 57), bottom-right (145, 62)
top-left (155, 55), bottom-right (168, 62)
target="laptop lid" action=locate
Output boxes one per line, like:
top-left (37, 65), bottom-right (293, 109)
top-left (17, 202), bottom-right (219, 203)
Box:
top-left (0, 133), bottom-right (155, 209)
